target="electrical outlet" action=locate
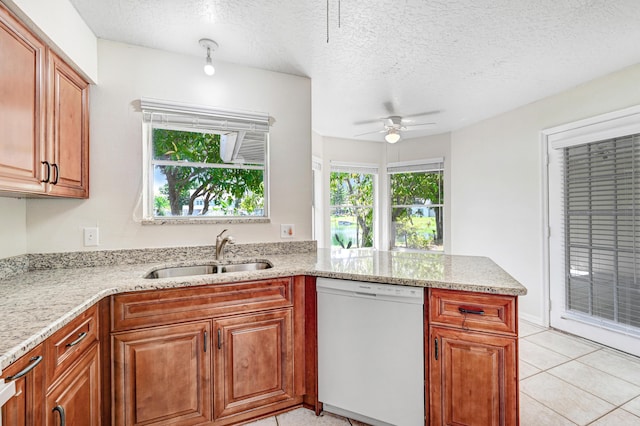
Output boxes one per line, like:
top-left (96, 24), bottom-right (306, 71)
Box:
top-left (280, 224), bottom-right (295, 238)
top-left (84, 227), bottom-right (99, 246)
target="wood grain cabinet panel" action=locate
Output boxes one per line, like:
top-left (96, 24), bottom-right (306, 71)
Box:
top-left (46, 343), bottom-right (100, 426)
top-left (0, 2), bottom-right (46, 194)
top-left (429, 327), bottom-right (518, 426)
top-left (111, 278), bottom-right (293, 332)
top-left (46, 51), bottom-right (89, 198)
top-left (0, 4), bottom-right (89, 198)
top-left (45, 304), bottom-right (98, 384)
top-left (112, 321), bottom-right (212, 426)
top-left (1, 345), bottom-right (45, 426)
top-left (213, 309), bottom-right (294, 421)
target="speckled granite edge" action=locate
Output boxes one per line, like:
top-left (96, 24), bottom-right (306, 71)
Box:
top-left (0, 255), bottom-right (29, 280)
top-left (25, 241), bottom-right (316, 271)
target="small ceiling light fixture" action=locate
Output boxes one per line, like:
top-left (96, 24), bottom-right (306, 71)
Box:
top-left (385, 128), bottom-right (401, 144)
top-left (199, 38), bottom-right (219, 76)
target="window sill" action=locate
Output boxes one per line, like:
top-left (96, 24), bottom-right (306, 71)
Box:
top-left (142, 217), bottom-right (271, 226)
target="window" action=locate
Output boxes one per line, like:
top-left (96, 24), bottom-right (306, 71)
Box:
top-left (545, 104), bottom-right (640, 356)
top-left (563, 135), bottom-right (639, 328)
top-left (329, 162), bottom-right (377, 248)
top-left (141, 98), bottom-right (269, 221)
top-left (388, 159), bottom-right (444, 252)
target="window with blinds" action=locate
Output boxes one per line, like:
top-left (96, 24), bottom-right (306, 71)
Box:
top-left (388, 159), bottom-right (444, 252)
top-left (140, 98), bottom-right (270, 221)
top-left (563, 134), bottom-right (640, 329)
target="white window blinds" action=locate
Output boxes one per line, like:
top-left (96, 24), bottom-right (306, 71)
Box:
top-left (140, 98), bottom-right (270, 133)
top-left (330, 161), bottom-right (379, 175)
top-left (387, 158), bottom-right (444, 174)
top-left (562, 134), bottom-right (640, 329)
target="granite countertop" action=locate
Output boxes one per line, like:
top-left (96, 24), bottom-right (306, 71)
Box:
top-left (0, 244), bottom-right (526, 371)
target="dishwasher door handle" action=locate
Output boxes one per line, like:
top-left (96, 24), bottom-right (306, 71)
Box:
top-left (354, 291), bottom-right (377, 297)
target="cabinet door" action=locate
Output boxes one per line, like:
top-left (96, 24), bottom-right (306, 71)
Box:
top-left (46, 51), bottom-right (89, 198)
top-left (0, 3), bottom-right (46, 194)
top-left (112, 321), bottom-right (211, 426)
top-left (429, 327), bottom-right (518, 426)
top-left (46, 343), bottom-right (100, 426)
top-left (213, 309), bottom-right (294, 420)
top-left (1, 345), bottom-right (45, 426)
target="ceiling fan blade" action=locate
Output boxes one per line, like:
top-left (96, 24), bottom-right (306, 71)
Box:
top-left (404, 122), bottom-right (436, 129)
top-left (354, 129), bottom-right (386, 137)
top-left (401, 110), bottom-right (441, 120)
top-left (354, 118), bottom-right (384, 126)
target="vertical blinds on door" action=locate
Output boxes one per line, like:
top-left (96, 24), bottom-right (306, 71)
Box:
top-left (563, 134), bottom-right (640, 330)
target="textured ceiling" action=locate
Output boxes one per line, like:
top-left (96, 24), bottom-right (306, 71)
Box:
top-left (69, 0), bottom-right (640, 142)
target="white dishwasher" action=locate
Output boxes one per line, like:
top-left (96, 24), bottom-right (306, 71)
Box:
top-left (317, 278), bottom-right (424, 426)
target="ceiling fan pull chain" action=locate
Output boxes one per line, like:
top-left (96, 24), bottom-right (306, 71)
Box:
top-left (327, 0), bottom-right (329, 43)
top-left (338, 0), bottom-right (341, 28)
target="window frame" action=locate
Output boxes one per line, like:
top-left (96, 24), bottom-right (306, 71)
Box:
top-left (140, 98), bottom-right (271, 224)
top-left (328, 161), bottom-right (379, 249)
top-left (387, 158), bottom-right (445, 252)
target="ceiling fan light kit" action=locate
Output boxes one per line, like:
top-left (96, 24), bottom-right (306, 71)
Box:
top-left (385, 129), bottom-right (401, 143)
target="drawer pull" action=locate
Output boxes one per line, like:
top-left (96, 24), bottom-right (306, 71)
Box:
top-left (5, 355), bottom-right (43, 381)
top-left (65, 332), bottom-right (88, 347)
top-left (53, 404), bottom-right (66, 426)
top-left (459, 306), bottom-right (484, 316)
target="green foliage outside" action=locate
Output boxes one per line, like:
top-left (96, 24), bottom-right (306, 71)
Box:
top-left (390, 171), bottom-right (443, 251)
top-left (330, 172), bottom-right (374, 248)
top-left (153, 129), bottom-right (264, 217)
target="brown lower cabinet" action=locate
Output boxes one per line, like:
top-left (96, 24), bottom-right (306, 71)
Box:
top-left (46, 343), bottom-right (101, 426)
top-left (2, 278), bottom-right (520, 426)
top-left (112, 321), bottom-right (212, 425)
top-left (1, 345), bottom-right (45, 426)
top-left (110, 277), bottom-right (303, 426)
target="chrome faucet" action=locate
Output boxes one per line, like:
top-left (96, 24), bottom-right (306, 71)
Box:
top-left (215, 229), bottom-right (235, 260)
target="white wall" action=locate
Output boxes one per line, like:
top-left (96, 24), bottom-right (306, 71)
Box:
top-left (2, 0), bottom-right (98, 82)
top-left (0, 198), bottom-right (26, 258)
top-left (25, 40), bottom-right (311, 253)
top-left (450, 62), bottom-right (640, 325)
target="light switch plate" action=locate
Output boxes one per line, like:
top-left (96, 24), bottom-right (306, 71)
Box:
top-left (280, 224), bottom-right (295, 238)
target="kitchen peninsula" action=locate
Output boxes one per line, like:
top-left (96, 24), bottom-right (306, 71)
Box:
top-left (0, 243), bottom-right (526, 425)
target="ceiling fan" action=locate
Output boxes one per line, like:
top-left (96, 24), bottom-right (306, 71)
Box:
top-left (354, 113), bottom-right (438, 143)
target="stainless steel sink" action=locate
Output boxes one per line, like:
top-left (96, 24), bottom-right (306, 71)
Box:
top-left (145, 260), bottom-right (272, 279)
top-left (218, 262), bottom-right (272, 273)
top-left (145, 264), bottom-right (218, 279)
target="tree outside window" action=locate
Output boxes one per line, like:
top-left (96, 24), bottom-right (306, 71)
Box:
top-left (152, 128), bottom-right (265, 217)
top-left (390, 170), bottom-right (443, 251)
top-left (329, 171), bottom-right (374, 248)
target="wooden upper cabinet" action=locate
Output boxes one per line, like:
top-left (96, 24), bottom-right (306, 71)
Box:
top-left (46, 51), bottom-right (89, 198)
top-left (0, 2), bottom-right (46, 194)
top-left (0, 4), bottom-right (89, 198)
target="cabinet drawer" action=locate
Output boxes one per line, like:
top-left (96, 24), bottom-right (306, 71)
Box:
top-left (429, 289), bottom-right (516, 335)
top-left (112, 277), bottom-right (293, 331)
top-left (46, 304), bottom-right (99, 385)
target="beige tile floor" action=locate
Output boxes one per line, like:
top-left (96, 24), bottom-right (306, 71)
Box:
top-left (247, 320), bottom-right (640, 425)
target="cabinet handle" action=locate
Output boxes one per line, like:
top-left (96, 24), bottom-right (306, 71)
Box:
top-left (217, 329), bottom-right (222, 350)
top-left (5, 355), bottom-right (43, 381)
top-left (65, 332), bottom-right (88, 347)
top-left (51, 163), bottom-right (59, 185)
top-left (53, 405), bottom-right (66, 426)
top-left (459, 306), bottom-right (485, 316)
top-left (434, 338), bottom-right (438, 361)
top-left (41, 161), bottom-right (51, 183)
top-left (204, 331), bottom-right (208, 352)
